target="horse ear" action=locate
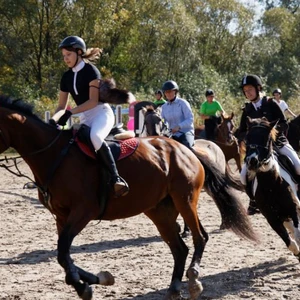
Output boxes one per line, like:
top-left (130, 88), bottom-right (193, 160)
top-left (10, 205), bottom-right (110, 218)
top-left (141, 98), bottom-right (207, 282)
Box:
top-left (231, 112), bottom-right (234, 119)
top-left (270, 119), bottom-right (279, 129)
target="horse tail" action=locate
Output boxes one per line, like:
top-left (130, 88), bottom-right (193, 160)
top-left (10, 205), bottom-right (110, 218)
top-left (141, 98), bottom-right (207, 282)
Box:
top-left (225, 164), bottom-right (245, 192)
top-left (192, 150), bottom-right (258, 243)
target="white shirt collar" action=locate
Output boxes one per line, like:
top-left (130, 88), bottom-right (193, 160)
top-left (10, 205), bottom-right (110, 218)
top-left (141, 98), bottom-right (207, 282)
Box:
top-left (251, 98), bottom-right (262, 110)
top-left (72, 60), bottom-right (85, 72)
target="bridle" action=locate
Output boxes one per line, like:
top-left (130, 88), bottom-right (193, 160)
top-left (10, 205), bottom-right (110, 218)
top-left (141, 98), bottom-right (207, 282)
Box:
top-left (0, 128), bottom-right (63, 206)
top-left (245, 124), bottom-right (273, 167)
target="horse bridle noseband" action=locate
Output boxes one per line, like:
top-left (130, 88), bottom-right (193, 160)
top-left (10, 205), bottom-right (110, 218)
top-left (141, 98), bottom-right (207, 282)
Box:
top-left (246, 124), bottom-right (273, 165)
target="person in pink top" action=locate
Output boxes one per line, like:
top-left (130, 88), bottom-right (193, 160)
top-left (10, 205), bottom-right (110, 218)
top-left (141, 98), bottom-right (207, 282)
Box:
top-left (127, 93), bottom-right (138, 131)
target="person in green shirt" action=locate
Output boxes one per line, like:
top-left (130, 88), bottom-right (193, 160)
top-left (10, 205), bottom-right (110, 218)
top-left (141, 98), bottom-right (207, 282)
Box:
top-left (199, 89), bottom-right (225, 141)
top-left (153, 90), bottom-right (166, 107)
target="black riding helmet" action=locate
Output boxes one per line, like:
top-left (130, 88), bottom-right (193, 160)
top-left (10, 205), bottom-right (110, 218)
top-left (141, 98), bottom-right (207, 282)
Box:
top-left (240, 74), bottom-right (263, 99)
top-left (205, 89), bottom-right (214, 97)
top-left (273, 88), bottom-right (282, 95)
top-left (240, 74), bottom-right (262, 89)
top-left (59, 36), bottom-right (86, 55)
top-left (162, 80), bottom-right (179, 92)
top-left (155, 90), bottom-right (163, 96)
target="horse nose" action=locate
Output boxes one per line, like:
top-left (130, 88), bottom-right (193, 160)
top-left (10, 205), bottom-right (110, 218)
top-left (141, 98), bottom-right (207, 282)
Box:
top-left (247, 155), bottom-right (259, 170)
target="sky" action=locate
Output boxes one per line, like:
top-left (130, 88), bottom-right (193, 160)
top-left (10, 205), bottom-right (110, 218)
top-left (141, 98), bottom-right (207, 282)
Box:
top-left (239, 0), bottom-right (265, 18)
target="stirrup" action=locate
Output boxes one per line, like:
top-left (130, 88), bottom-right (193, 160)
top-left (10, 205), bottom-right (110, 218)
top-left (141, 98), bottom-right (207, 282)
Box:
top-left (113, 177), bottom-right (129, 197)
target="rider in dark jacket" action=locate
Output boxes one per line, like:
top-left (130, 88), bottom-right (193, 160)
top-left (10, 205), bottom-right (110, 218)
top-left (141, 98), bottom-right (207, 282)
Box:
top-left (238, 74), bottom-right (300, 215)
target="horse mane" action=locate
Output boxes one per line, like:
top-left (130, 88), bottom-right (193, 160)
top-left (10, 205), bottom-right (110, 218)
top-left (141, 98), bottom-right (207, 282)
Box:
top-left (0, 95), bottom-right (42, 122)
top-left (248, 117), bottom-right (278, 141)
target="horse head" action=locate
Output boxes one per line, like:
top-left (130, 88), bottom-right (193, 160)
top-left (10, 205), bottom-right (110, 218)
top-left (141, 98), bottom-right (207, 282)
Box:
top-left (217, 112), bottom-right (235, 144)
top-left (245, 117), bottom-right (277, 172)
top-left (142, 105), bottom-right (169, 136)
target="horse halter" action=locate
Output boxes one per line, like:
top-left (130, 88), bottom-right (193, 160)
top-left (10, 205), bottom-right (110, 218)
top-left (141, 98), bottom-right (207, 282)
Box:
top-left (245, 125), bottom-right (273, 168)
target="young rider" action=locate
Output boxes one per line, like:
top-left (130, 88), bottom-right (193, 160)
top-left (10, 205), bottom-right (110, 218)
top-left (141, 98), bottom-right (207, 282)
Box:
top-left (161, 80), bottom-right (195, 149)
top-left (238, 74), bottom-right (300, 214)
top-left (272, 88), bottom-right (296, 118)
top-left (199, 89), bottom-right (225, 141)
top-left (54, 35), bottom-right (129, 197)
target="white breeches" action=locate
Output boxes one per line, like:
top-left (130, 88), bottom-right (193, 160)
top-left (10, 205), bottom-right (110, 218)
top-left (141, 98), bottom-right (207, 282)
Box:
top-left (277, 143), bottom-right (300, 175)
top-left (80, 103), bottom-right (115, 151)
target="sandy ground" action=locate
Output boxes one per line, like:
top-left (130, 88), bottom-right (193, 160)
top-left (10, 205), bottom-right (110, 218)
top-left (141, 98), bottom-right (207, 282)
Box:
top-left (1, 161), bottom-right (300, 300)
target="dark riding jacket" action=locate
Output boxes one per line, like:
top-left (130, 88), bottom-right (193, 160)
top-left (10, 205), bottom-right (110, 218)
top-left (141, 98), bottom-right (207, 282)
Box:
top-left (238, 96), bottom-right (288, 148)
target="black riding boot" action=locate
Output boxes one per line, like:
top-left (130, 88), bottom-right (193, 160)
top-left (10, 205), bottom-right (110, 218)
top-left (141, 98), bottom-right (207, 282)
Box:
top-left (96, 142), bottom-right (129, 197)
top-left (244, 181), bottom-right (260, 215)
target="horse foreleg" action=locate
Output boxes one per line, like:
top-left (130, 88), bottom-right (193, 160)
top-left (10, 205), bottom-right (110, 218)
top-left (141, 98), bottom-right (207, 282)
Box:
top-left (268, 219), bottom-right (300, 260)
top-left (76, 266), bottom-right (114, 286)
top-left (57, 227), bottom-right (92, 299)
top-left (57, 213), bottom-right (113, 300)
top-left (283, 220), bottom-right (300, 260)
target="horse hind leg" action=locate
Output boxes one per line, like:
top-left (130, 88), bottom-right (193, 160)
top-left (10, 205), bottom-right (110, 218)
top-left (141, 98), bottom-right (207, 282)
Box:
top-left (145, 198), bottom-right (189, 300)
top-left (185, 217), bottom-right (207, 300)
top-left (174, 195), bottom-right (207, 300)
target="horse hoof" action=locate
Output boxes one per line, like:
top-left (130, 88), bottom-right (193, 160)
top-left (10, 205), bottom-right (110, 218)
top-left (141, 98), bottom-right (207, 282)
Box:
top-left (80, 283), bottom-right (93, 300)
top-left (23, 182), bottom-right (37, 189)
top-left (188, 279), bottom-right (203, 300)
top-left (97, 271), bottom-right (115, 285)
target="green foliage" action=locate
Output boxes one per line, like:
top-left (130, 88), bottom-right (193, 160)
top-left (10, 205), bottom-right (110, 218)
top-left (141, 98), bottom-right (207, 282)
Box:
top-left (0, 0), bottom-right (299, 119)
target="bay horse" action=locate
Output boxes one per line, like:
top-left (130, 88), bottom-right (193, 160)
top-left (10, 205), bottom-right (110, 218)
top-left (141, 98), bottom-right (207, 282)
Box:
top-left (0, 95), bottom-right (256, 300)
top-left (244, 117), bottom-right (300, 260)
top-left (195, 113), bottom-right (242, 172)
top-left (142, 106), bottom-right (245, 235)
top-left (287, 115), bottom-right (300, 152)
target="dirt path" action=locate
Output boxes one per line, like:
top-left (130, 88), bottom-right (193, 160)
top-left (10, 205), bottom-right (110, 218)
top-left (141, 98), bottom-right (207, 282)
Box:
top-left (1, 161), bottom-right (300, 299)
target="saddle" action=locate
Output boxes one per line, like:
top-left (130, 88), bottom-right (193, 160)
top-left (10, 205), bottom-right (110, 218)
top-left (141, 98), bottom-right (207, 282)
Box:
top-left (74, 124), bottom-right (138, 160)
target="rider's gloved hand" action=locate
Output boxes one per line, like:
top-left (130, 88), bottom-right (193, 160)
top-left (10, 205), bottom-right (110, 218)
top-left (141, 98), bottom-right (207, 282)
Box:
top-left (57, 110), bottom-right (72, 126)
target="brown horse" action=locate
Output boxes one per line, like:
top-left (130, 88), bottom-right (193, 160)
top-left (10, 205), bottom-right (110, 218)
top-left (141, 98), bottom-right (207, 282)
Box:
top-left (0, 95), bottom-right (256, 300)
top-left (194, 113), bottom-right (242, 172)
